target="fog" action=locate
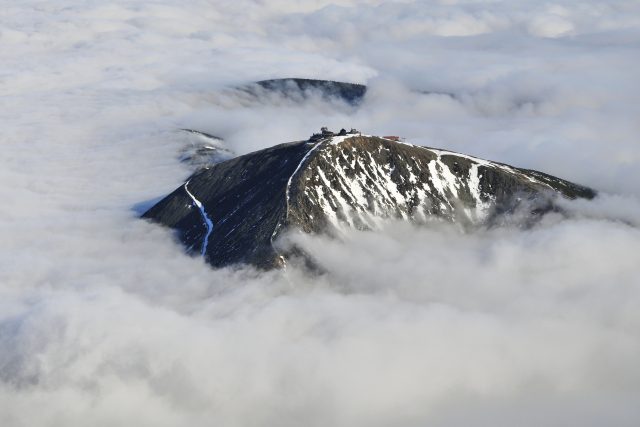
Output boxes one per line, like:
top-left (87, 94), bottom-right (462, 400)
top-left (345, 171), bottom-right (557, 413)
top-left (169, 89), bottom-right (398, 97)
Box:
top-left (1, 1), bottom-right (640, 426)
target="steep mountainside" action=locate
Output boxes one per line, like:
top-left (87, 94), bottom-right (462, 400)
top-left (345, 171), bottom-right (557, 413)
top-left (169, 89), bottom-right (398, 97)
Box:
top-left (143, 132), bottom-right (595, 269)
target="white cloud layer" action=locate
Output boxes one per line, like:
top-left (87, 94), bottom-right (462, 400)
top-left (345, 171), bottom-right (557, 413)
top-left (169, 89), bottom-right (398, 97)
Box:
top-left (1, 1), bottom-right (640, 426)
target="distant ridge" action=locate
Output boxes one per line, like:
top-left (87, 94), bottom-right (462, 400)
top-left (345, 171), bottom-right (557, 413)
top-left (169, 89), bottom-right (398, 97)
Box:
top-left (239, 78), bottom-right (367, 105)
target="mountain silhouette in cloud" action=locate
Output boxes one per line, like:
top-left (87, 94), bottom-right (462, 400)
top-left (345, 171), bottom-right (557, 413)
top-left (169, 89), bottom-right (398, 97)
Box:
top-left (143, 130), bottom-right (595, 269)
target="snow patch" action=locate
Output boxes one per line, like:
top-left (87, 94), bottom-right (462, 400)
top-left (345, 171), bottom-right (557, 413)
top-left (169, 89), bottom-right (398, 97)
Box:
top-left (184, 180), bottom-right (214, 257)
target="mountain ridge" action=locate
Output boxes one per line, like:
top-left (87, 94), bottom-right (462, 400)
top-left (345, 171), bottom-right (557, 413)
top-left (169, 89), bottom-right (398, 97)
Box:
top-left (238, 78), bottom-right (367, 105)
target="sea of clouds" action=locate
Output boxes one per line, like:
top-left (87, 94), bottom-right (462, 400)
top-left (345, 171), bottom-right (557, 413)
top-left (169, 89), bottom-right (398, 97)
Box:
top-left (1, 1), bottom-right (640, 426)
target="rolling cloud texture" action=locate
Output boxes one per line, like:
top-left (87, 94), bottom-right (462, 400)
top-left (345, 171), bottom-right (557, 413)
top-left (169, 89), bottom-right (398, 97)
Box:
top-left (1, 1), bottom-right (640, 426)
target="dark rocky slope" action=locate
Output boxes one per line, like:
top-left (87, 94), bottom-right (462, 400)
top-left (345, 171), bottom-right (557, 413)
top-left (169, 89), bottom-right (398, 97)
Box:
top-left (143, 132), bottom-right (595, 269)
top-left (239, 78), bottom-right (367, 105)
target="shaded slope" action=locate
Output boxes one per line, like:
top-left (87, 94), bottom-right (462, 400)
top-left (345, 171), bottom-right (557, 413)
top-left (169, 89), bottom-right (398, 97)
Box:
top-left (143, 141), bottom-right (315, 268)
top-left (240, 78), bottom-right (367, 105)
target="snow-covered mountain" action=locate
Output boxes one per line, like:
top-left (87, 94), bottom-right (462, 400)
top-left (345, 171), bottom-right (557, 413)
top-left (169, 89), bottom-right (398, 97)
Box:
top-left (143, 130), bottom-right (595, 269)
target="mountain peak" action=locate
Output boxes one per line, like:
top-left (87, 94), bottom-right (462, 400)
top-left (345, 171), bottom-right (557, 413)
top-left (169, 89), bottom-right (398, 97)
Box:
top-left (143, 132), bottom-right (595, 269)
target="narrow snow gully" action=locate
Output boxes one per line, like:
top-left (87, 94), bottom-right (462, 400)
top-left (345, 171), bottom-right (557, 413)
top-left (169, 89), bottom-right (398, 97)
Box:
top-left (184, 180), bottom-right (214, 257)
top-left (270, 140), bottom-right (329, 267)
top-left (284, 134), bottom-right (359, 216)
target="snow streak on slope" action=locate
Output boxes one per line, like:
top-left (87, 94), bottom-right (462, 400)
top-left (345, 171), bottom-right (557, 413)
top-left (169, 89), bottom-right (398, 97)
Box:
top-left (184, 181), bottom-right (214, 257)
top-left (468, 163), bottom-right (493, 220)
top-left (292, 136), bottom-right (525, 232)
top-left (285, 141), bottom-right (327, 219)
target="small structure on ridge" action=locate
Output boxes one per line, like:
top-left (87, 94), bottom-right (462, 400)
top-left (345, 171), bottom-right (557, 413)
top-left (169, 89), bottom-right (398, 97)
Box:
top-left (310, 127), bottom-right (361, 141)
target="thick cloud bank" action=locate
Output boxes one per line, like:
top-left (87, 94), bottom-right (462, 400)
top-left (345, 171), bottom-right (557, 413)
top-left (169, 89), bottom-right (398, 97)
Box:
top-left (1, 1), bottom-right (640, 426)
